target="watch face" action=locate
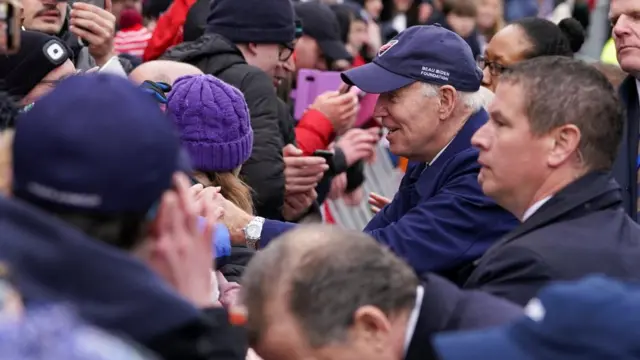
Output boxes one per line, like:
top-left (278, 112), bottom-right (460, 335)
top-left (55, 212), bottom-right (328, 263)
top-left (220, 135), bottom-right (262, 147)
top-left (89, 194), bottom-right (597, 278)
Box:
top-left (247, 224), bottom-right (260, 238)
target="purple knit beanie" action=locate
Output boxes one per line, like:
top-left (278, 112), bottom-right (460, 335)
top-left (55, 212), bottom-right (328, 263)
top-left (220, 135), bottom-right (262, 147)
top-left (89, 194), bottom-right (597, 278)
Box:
top-left (167, 74), bottom-right (253, 172)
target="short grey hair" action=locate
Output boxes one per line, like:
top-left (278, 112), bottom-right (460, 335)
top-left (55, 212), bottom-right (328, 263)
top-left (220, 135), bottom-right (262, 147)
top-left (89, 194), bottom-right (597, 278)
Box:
top-left (241, 225), bottom-right (419, 348)
top-left (421, 82), bottom-right (486, 112)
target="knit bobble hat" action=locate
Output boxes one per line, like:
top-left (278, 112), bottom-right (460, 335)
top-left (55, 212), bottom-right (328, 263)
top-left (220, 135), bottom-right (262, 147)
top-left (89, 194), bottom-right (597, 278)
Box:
top-left (167, 74), bottom-right (253, 172)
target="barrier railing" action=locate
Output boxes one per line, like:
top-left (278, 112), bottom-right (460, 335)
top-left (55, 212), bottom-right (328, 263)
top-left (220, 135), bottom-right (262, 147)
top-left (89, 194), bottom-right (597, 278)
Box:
top-left (323, 143), bottom-right (404, 230)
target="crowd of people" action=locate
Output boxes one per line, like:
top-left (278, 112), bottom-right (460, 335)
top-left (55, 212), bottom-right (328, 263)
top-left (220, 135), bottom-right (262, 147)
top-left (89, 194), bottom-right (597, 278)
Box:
top-left (0, 0), bottom-right (639, 359)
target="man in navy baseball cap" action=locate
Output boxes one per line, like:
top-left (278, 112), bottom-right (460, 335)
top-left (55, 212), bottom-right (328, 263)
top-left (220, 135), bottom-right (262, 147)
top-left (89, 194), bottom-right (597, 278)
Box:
top-left (329, 25), bottom-right (517, 282)
top-left (341, 24), bottom-right (483, 93)
top-left (433, 275), bottom-right (640, 360)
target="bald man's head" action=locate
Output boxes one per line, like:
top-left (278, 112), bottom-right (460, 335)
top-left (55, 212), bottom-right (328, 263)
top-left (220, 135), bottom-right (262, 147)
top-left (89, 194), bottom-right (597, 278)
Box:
top-left (129, 60), bottom-right (203, 85)
top-left (242, 225), bottom-right (419, 355)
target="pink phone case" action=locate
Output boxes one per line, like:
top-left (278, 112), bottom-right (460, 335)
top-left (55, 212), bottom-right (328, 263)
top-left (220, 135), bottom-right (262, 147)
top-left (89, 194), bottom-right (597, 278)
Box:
top-left (292, 69), bottom-right (379, 127)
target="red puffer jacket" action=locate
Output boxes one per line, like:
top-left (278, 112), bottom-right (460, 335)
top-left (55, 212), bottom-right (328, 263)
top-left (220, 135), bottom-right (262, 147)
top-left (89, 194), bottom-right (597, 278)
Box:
top-left (143, 0), bottom-right (196, 61)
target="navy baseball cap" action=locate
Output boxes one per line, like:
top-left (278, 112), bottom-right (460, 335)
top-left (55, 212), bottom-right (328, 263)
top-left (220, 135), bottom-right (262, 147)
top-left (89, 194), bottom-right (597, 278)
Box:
top-left (12, 74), bottom-right (189, 214)
top-left (341, 25), bottom-right (482, 94)
top-left (433, 275), bottom-right (640, 360)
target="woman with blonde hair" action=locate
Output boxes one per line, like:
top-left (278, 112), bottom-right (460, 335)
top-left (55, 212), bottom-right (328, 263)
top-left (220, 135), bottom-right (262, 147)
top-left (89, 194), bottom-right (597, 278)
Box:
top-left (167, 74), bottom-right (254, 215)
top-left (167, 74), bottom-right (254, 298)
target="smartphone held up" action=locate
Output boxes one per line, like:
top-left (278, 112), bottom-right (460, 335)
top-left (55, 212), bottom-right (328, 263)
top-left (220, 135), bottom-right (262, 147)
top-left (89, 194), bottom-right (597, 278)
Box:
top-left (71, 0), bottom-right (106, 47)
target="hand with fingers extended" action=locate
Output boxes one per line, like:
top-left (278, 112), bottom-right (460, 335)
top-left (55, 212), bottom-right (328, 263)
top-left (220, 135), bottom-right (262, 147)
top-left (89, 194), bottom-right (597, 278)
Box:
top-left (310, 87), bottom-right (359, 135)
top-left (69, 0), bottom-right (116, 66)
top-left (368, 192), bottom-right (391, 214)
top-left (149, 173), bottom-right (219, 308)
top-left (283, 144), bottom-right (328, 195)
top-left (336, 127), bottom-right (380, 167)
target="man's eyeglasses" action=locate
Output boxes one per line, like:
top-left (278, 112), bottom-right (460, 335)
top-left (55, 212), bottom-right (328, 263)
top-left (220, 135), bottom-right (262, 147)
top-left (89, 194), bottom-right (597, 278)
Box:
top-left (476, 55), bottom-right (509, 77)
top-left (279, 43), bottom-right (295, 62)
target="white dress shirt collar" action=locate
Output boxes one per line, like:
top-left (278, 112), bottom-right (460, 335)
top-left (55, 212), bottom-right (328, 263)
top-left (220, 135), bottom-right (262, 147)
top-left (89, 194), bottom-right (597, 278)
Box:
top-left (403, 286), bottom-right (424, 355)
top-left (522, 196), bottom-right (552, 222)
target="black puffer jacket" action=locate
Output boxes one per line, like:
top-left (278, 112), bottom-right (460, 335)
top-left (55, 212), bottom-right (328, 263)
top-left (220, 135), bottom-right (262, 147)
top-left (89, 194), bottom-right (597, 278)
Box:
top-left (161, 34), bottom-right (286, 220)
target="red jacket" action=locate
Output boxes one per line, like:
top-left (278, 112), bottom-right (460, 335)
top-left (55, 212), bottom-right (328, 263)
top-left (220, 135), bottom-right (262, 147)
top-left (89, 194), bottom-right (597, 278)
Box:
top-left (143, 0), bottom-right (196, 61)
top-left (295, 109), bottom-right (335, 155)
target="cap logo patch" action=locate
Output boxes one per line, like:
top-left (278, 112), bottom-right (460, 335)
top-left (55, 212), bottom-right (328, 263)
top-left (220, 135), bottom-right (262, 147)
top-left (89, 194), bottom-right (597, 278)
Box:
top-left (378, 40), bottom-right (398, 57)
top-left (42, 40), bottom-right (67, 65)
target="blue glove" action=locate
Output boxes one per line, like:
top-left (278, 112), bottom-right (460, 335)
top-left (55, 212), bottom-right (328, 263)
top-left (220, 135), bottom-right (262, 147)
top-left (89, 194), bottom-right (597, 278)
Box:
top-left (198, 217), bottom-right (231, 260)
top-left (139, 81), bottom-right (172, 104)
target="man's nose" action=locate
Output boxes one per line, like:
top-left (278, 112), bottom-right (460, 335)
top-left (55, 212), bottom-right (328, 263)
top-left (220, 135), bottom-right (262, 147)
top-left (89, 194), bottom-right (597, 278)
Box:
top-left (481, 67), bottom-right (492, 87)
top-left (613, 15), bottom-right (632, 38)
top-left (373, 103), bottom-right (388, 118)
top-left (471, 123), bottom-right (489, 150)
top-left (283, 56), bottom-right (295, 73)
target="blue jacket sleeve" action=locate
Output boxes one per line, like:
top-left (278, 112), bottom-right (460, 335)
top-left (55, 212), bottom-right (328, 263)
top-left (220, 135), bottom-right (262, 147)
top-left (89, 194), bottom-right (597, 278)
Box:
top-left (365, 163), bottom-right (517, 276)
top-left (259, 219), bottom-right (297, 248)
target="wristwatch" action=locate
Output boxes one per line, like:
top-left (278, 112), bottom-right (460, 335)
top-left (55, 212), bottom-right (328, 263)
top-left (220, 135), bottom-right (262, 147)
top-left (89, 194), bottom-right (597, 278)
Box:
top-left (244, 216), bottom-right (265, 250)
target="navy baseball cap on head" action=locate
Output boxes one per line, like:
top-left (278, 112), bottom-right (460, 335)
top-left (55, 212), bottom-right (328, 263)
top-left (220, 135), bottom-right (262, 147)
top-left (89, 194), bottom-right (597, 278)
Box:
top-left (341, 25), bottom-right (483, 94)
top-left (433, 275), bottom-right (640, 360)
top-left (12, 74), bottom-right (188, 214)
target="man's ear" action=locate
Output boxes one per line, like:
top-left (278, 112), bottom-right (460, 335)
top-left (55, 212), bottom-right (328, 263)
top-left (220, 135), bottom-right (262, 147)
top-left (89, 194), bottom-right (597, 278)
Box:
top-left (547, 124), bottom-right (581, 168)
top-left (351, 305), bottom-right (392, 349)
top-left (246, 43), bottom-right (260, 56)
top-left (438, 85), bottom-right (457, 120)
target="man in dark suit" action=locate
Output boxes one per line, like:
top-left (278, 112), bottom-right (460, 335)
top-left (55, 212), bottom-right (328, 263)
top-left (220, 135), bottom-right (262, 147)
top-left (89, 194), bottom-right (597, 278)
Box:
top-left (241, 225), bottom-right (523, 360)
top-left (465, 56), bottom-right (640, 306)
top-left (610, 0), bottom-right (640, 220)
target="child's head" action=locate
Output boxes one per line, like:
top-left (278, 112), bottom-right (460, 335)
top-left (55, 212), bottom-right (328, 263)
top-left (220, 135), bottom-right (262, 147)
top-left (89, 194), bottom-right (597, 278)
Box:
top-left (476, 0), bottom-right (504, 38)
top-left (442, 0), bottom-right (478, 38)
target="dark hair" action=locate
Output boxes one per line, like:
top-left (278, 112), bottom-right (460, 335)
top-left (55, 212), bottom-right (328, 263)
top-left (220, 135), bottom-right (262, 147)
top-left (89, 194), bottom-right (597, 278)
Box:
top-left (330, 4), bottom-right (353, 44)
top-left (513, 17), bottom-right (586, 58)
top-left (500, 56), bottom-right (623, 171)
top-left (380, 0), bottom-right (421, 27)
top-left (241, 225), bottom-right (419, 347)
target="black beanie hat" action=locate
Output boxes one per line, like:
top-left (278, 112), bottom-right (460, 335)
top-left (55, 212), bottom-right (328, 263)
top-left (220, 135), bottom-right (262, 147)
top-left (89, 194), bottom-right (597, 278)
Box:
top-left (0, 31), bottom-right (71, 100)
top-left (206, 0), bottom-right (296, 44)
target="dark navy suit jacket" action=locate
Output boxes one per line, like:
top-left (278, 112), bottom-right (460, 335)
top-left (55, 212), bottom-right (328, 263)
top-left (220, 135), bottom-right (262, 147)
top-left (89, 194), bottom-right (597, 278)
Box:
top-left (406, 274), bottom-right (523, 360)
top-left (464, 172), bottom-right (640, 306)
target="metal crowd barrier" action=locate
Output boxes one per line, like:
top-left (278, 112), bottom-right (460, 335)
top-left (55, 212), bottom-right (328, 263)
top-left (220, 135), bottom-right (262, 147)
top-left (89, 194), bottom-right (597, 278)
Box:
top-left (324, 143), bottom-right (404, 230)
